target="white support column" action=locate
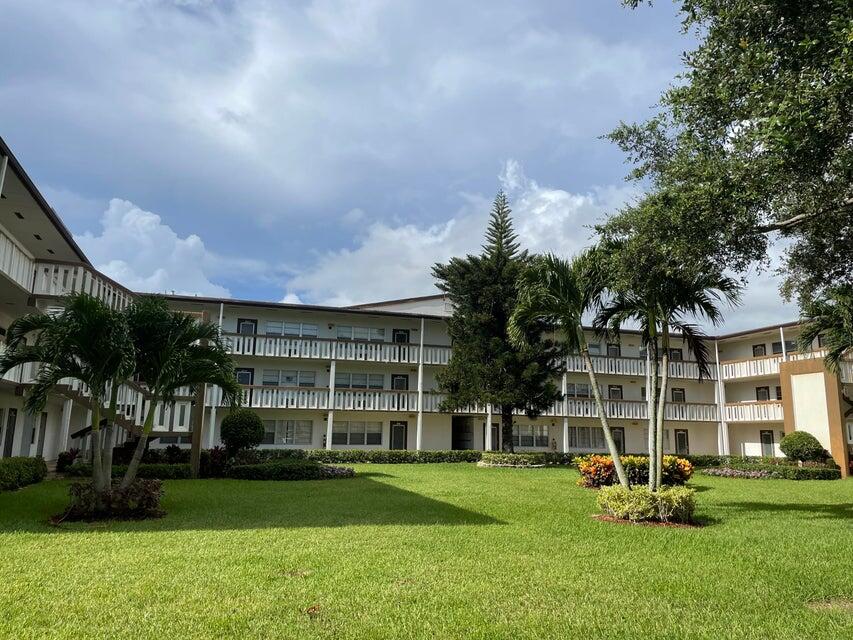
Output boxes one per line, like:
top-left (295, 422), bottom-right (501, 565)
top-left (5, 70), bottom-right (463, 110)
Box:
top-left (217, 302), bottom-right (224, 334)
top-left (0, 155), bottom-right (8, 198)
top-left (325, 359), bottom-right (336, 450)
top-left (561, 362), bottom-right (569, 452)
top-left (485, 404), bottom-right (493, 451)
top-left (416, 317), bottom-right (424, 451)
top-left (58, 398), bottom-right (73, 454)
top-left (207, 406), bottom-right (218, 448)
top-left (779, 326), bottom-right (787, 360)
top-left (714, 340), bottom-right (730, 455)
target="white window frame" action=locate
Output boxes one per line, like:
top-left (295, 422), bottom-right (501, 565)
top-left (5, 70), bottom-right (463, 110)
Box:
top-left (332, 420), bottom-right (382, 445)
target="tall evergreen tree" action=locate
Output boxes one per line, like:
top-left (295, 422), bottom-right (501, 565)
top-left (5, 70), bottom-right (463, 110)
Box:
top-left (432, 192), bottom-right (564, 452)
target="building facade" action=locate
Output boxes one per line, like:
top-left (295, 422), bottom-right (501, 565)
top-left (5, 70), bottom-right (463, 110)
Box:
top-left (1, 137), bottom-right (851, 475)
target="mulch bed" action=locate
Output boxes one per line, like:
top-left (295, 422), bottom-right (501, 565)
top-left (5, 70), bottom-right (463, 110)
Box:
top-left (592, 514), bottom-right (701, 529)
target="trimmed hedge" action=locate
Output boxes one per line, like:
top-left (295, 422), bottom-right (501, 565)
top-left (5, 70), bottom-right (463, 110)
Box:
top-left (722, 464), bottom-right (840, 480)
top-left (66, 463), bottom-right (192, 480)
top-left (597, 485), bottom-right (696, 524)
top-left (65, 479), bottom-right (164, 521)
top-left (227, 460), bottom-right (355, 481)
top-left (479, 452), bottom-right (573, 467)
top-left (305, 449), bottom-right (484, 464)
top-left (575, 454), bottom-right (693, 488)
top-left (0, 457), bottom-right (48, 491)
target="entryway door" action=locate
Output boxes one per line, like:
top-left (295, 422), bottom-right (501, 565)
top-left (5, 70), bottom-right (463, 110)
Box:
top-left (452, 416), bottom-right (474, 450)
top-left (759, 430), bottom-right (774, 457)
top-left (390, 421), bottom-right (408, 450)
top-left (675, 429), bottom-right (689, 455)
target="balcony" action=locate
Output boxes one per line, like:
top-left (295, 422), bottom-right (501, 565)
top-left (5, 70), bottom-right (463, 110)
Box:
top-left (724, 401), bottom-right (784, 422)
top-left (31, 260), bottom-right (133, 310)
top-left (0, 227), bottom-right (34, 291)
top-left (720, 351), bottom-right (828, 381)
top-left (224, 333), bottom-right (451, 365)
top-left (209, 385), bottom-right (718, 421)
top-left (565, 354), bottom-right (715, 381)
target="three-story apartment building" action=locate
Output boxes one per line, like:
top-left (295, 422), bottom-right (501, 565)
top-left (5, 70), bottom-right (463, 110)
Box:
top-left (1, 136), bottom-right (850, 475)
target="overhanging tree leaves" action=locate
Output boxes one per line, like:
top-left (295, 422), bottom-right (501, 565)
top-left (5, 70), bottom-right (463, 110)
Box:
top-left (608, 0), bottom-right (853, 306)
top-left (432, 192), bottom-right (564, 452)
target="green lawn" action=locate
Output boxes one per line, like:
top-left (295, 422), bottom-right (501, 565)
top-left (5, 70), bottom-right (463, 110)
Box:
top-left (0, 465), bottom-right (850, 639)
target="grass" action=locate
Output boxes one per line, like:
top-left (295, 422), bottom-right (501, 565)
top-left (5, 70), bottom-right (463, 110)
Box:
top-left (0, 465), bottom-right (851, 639)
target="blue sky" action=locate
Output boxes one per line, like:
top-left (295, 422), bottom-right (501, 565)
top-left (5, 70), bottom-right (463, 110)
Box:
top-left (0, 0), bottom-right (794, 330)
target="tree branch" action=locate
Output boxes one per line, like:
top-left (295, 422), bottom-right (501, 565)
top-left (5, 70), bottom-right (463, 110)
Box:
top-left (755, 197), bottom-right (853, 233)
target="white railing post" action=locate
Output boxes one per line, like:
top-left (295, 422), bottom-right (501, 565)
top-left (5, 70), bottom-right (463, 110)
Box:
top-left (325, 360), bottom-right (336, 450)
top-left (779, 326), bottom-right (787, 360)
top-left (714, 340), bottom-right (730, 455)
top-left (485, 403), bottom-right (493, 451)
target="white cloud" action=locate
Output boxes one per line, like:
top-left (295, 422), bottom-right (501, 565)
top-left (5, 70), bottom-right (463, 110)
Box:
top-left (286, 160), bottom-right (638, 305)
top-left (75, 198), bottom-right (272, 297)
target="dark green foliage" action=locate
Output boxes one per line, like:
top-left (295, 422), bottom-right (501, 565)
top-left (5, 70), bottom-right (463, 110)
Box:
top-left (233, 448), bottom-right (308, 464)
top-left (712, 464), bottom-right (841, 481)
top-left (432, 193), bottom-right (564, 451)
top-left (200, 446), bottom-right (229, 478)
top-left (56, 449), bottom-right (80, 473)
top-left (64, 479), bottom-right (164, 521)
top-left (0, 457), bottom-right (48, 491)
top-left (610, 1), bottom-right (853, 306)
top-left (66, 463), bottom-right (192, 480)
top-left (220, 409), bottom-right (265, 457)
top-left (227, 460), bottom-right (355, 481)
top-left (478, 452), bottom-right (573, 467)
top-left (779, 431), bottom-right (829, 462)
top-left (798, 285), bottom-right (853, 374)
top-left (305, 449), bottom-right (483, 464)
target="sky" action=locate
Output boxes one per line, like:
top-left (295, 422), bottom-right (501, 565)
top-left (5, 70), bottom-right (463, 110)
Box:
top-left (0, 0), bottom-right (795, 331)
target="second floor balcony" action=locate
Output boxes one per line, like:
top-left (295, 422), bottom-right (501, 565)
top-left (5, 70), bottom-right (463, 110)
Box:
top-left (565, 354), bottom-right (715, 381)
top-left (724, 401), bottom-right (784, 422)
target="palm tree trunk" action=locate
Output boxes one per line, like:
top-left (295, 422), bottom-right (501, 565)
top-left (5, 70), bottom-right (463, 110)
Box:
top-left (101, 383), bottom-right (120, 486)
top-left (655, 326), bottom-right (671, 489)
top-left (500, 406), bottom-right (514, 452)
top-left (647, 331), bottom-right (659, 491)
top-left (120, 398), bottom-right (157, 489)
top-left (90, 403), bottom-right (105, 492)
top-left (581, 344), bottom-right (629, 489)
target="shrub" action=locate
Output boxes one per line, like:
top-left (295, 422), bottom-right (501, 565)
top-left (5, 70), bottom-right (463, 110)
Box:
top-left (703, 464), bottom-right (840, 480)
top-left (575, 454), bottom-right (693, 488)
top-left (227, 460), bottom-right (355, 481)
top-left (164, 444), bottom-right (186, 464)
top-left (478, 452), bottom-right (573, 467)
top-left (64, 479), bottom-right (164, 521)
top-left (779, 431), bottom-right (828, 462)
top-left (234, 448), bottom-right (307, 464)
top-left (305, 449), bottom-right (483, 464)
top-left (56, 448), bottom-right (80, 472)
top-left (596, 485), bottom-right (696, 524)
top-left (0, 457), bottom-right (48, 491)
top-left (702, 467), bottom-right (772, 479)
top-left (220, 409), bottom-right (265, 457)
top-left (200, 446), bottom-right (229, 478)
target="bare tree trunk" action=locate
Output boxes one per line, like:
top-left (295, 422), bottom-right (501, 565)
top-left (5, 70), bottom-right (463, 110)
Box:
top-left (647, 332), bottom-right (659, 491)
top-left (581, 343), bottom-right (629, 489)
top-left (655, 327), bottom-right (670, 489)
top-left (90, 403), bottom-right (104, 492)
top-left (120, 399), bottom-right (157, 489)
top-left (500, 406), bottom-right (514, 453)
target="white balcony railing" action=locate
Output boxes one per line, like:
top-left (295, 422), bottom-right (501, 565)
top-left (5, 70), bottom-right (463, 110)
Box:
top-left (207, 385), bottom-right (718, 421)
top-left (724, 401), bottom-right (784, 422)
top-left (0, 228), bottom-right (35, 291)
top-left (31, 260), bottom-right (133, 310)
top-left (841, 360), bottom-right (852, 384)
top-left (720, 350), bottom-right (830, 381)
top-left (224, 333), bottom-right (451, 366)
top-left (565, 355), bottom-right (714, 381)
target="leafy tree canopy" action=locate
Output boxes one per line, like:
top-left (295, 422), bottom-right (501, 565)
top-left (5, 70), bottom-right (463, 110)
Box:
top-left (605, 0), bottom-right (853, 306)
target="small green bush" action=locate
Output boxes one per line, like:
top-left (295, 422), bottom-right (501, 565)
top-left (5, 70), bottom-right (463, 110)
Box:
top-left (227, 460), bottom-right (354, 481)
top-left (478, 452), bottom-right (572, 467)
top-left (56, 449), bottom-right (80, 472)
top-left (575, 454), bottom-right (693, 488)
top-left (64, 479), bottom-right (164, 521)
top-left (220, 408), bottom-right (265, 457)
top-left (597, 485), bottom-right (696, 524)
top-left (0, 457), bottom-right (48, 491)
top-left (779, 431), bottom-right (827, 462)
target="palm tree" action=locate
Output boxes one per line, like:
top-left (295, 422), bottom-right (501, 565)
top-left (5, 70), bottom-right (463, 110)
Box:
top-left (597, 270), bottom-right (741, 490)
top-left (0, 294), bottom-right (134, 493)
top-left (119, 297), bottom-right (241, 489)
top-left (798, 285), bottom-right (853, 374)
top-left (509, 251), bottom-right (630, 489)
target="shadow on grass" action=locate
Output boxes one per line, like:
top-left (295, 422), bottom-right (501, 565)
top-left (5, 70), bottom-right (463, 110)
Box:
top-left (721, 501), bottom-right (851, 521)
top-left (0, 475), bottom-right (503, 533)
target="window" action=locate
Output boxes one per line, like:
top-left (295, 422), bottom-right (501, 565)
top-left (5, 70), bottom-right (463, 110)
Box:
top-left (262, 420), bottom-right (276, 445)
top-left (775, 386), bottom-right (783, 400)
top-left (588, 343), bottom-right (602, 356)
top-left (608, 385), bottom-right (623, 400)
top-left (267, 321), bottom-right (317, 337)
top-left (370, 328), bottom-right (386, 342)
top-left (338, 325), bottom-right (387, 342)
top-left (566, 383), bottom-right (592, 398)
top-left (235, 368), bottom-right (253, 385)
top-left (817, 334), bottom-right (826, 348)
top-left (641, 386), bottom-right (646, 401)
top-left (335, 373), bottom-right (384, 389)
top-left (671, 388), bottom-right (686, 403)
top-left (337, 325), bottom-right (353, 339)
top-left (265, 321), bottom-right (283, 335)
top-left (644, 429), bottom-right (671, 450)
top-left (771, 340), bottom-right (798, 355)
top-left (568, 426), bottom-right (606, 450)
top-left (756, 386), bottom-right (771, 401)
top-left (391, 374), bottom-right (408, 390)
top-left (264, 370), bottom-right (315, 387)
top-left (332, 421), bottom-right (382, 445)
top-left (607, 343), bottom-right (621, 357)
top-left (512, 425), bottom-right (549, 448)
top-left (752, 344), bottom-right (766, 357)
top-left (237, 319), bottom-right (257, 335)
top-left (668, 348), bottom-right (683, 361)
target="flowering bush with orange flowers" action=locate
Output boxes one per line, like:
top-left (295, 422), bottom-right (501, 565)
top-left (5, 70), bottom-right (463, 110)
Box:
top-left (575, 454), bottom-right (693, 488)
